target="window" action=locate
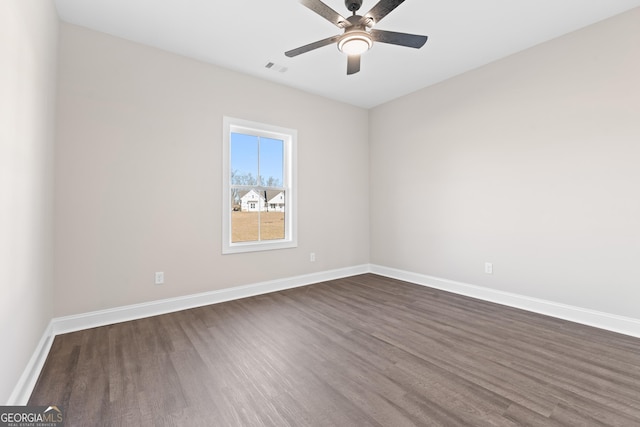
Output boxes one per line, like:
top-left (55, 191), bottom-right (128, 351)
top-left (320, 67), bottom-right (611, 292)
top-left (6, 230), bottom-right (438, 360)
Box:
top-left (222, 117), bottom-right (297, 254)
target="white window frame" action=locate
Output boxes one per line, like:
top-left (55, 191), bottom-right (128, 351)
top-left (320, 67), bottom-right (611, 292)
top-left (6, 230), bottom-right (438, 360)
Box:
top-left (222, 116), bottom-right (297, 254)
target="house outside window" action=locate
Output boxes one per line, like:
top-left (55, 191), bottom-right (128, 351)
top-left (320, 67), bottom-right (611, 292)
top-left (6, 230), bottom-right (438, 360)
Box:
top-left (222, 117), bottom-right (297, 254)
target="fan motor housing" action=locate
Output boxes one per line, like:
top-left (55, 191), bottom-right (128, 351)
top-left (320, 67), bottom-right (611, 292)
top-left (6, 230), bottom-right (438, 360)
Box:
top-left (345, 0), bottom-right (363, 12)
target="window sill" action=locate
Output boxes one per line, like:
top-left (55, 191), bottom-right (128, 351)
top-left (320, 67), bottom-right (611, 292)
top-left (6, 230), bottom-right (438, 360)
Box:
top-left (222, 239), bottom-right (297, 254)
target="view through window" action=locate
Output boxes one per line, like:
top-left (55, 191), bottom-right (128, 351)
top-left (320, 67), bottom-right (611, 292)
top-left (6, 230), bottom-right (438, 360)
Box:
top-left (231, 132), bottom-right (285, 242)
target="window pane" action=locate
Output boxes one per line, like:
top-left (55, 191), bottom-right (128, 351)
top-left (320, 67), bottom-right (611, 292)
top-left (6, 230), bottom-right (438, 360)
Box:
top-left (231, 189), bottom-right (285, 242)
top-left (259, 137), bottom-right (283, 187)
top-left (231, 133), bottom-right (258, 185)
top-left (231, 191), bottom-right (259, 242)
top-left (261, 190), bottom-right (285, 241)
top-left (230, 135), bottom-right (284, 243)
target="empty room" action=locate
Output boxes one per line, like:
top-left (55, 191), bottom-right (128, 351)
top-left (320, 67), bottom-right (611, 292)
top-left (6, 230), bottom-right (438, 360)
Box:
top-left (2, 0), bottom-right (640, 425)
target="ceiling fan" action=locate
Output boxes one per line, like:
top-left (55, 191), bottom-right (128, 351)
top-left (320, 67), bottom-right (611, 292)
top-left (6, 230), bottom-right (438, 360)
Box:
top-left (285, 0), bottom-right (428, 75)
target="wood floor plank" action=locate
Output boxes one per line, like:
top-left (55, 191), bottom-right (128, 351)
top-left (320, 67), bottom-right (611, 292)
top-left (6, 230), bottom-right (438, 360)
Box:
top-left (29, 274), bottom-right (640, 426)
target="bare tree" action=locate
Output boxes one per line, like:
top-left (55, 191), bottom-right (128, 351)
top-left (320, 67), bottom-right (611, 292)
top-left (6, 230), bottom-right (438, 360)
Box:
top-left (230, 170), bottom-right (258, 207)
top-left (262, 176), bottom-right (282, 187)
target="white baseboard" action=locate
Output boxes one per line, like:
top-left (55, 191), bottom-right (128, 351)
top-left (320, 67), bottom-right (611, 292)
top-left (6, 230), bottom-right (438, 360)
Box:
top-left (7, 321), bottom-right (55, 405)
top-left (51, 264), bottom-right (370, 335)
top-left (370, 264), bottom-right (640, 339)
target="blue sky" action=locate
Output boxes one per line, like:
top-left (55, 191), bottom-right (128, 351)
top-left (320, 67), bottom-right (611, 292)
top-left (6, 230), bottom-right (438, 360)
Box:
top-left (231, 133), bottom-right (283, 185)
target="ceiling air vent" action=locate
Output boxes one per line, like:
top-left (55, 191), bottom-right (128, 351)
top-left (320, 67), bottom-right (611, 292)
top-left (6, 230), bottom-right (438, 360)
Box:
top-left (265, 61), bottom-right (288, 73)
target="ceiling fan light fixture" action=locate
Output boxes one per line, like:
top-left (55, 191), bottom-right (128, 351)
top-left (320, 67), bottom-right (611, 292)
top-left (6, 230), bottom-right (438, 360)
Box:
top-left (337, 31), bottom-right (372, 56)
top-left (285, 0), bottom-right (428, 75)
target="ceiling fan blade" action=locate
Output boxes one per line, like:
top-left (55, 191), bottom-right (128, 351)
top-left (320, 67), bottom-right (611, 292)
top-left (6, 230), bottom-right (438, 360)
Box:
top-left (363, 0), bottom-right (406, 24)
top-left (300, 0), bottom-right (349, 28)
top-left (370, 29), bottom-right (428, 48)
top-left (285, 35), bottom-right (341, 57)
top-left (347, 55), bottom-right (361, 75)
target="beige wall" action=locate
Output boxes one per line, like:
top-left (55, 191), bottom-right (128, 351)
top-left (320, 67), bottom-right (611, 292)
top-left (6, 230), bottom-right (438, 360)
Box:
top-left (370, 9), bottom-right (640, 318)
top-left (0, 0), bottom-right (58, 403)
top-left (54, 24), bottom-right (370, 316)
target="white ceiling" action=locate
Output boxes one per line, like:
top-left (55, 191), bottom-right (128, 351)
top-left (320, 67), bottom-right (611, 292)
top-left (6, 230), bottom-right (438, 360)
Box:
top-left (53, 0), bottom-right (640, 108)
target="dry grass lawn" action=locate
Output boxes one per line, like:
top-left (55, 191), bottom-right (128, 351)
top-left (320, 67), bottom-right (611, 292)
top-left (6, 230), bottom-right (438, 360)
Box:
top-left (232, 211), bottom-right (285, 242)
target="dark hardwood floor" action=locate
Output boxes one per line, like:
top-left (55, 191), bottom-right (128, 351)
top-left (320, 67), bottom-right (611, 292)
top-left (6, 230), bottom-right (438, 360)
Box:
top-left (30, 274), bottom-right (640, 426)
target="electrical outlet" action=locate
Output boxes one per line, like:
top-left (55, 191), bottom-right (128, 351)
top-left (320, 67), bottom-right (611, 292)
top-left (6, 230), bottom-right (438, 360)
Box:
top-left (155, 272), bottom-right (164, 285)
top-left (310, 252), bottom-right (316, 262)
top-left (484, 263), bottom-right (493, 274)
